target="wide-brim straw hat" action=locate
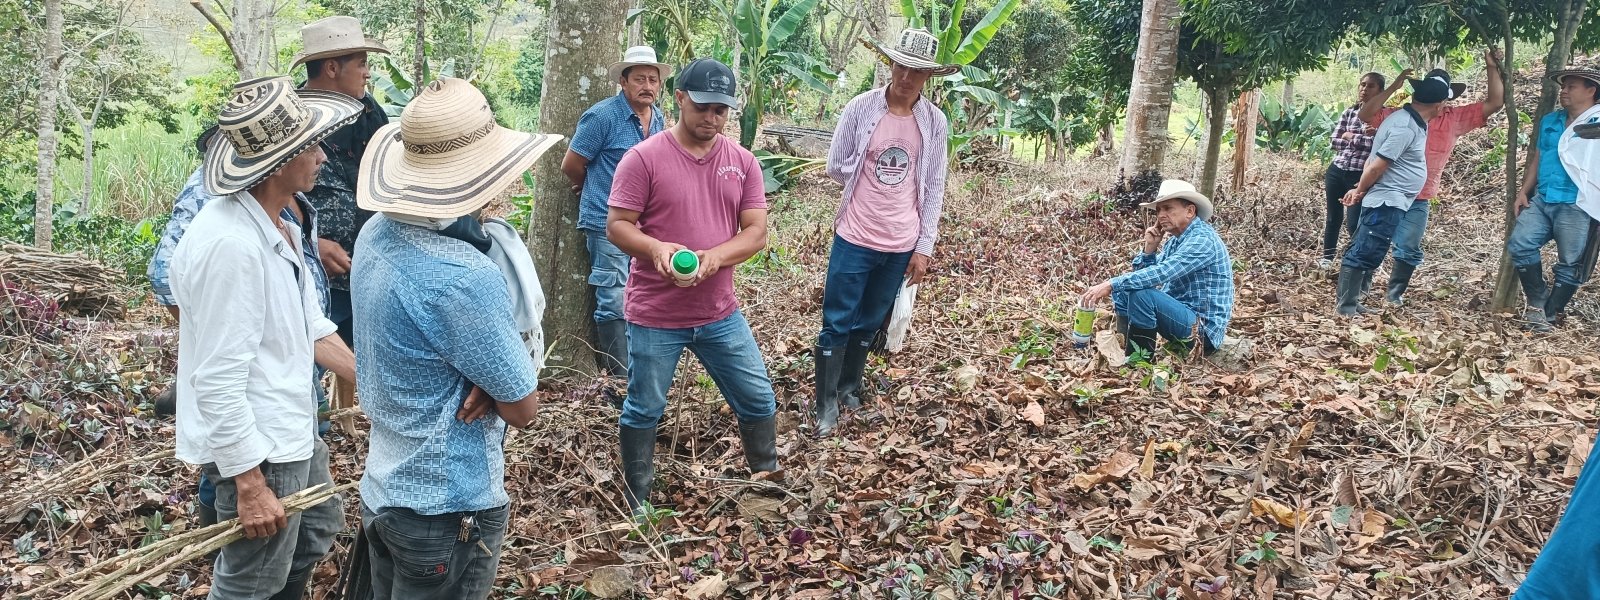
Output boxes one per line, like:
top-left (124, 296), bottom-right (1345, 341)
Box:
top-left (290, 16), bottom-right (390, 69)
top-left (358, 78), bottom-right (562, 220)
top-left (863, 28), bottom-right (960, 77)
top-left (607, 46), bottom-right (674, 82)
top-left (1140, 179), bottom-right (1215, 221)
top-left (203, 76), bottom-right (362, 196)
top-left (1551, 63), bottom-right (1600, 88)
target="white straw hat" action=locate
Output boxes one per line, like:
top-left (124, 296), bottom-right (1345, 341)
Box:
top-left (1140, 179), bottom-right (1215, 221)
top-left (357, 78), bottom-right (563, 219)
top-left (863, 28), bottom-right (960, 77)
top-left (290, 16), bottom-right (390, 69)
top-left (607, 46), bottom-right (674, 82)
top-left (203, 76), bottom-right (362, 196)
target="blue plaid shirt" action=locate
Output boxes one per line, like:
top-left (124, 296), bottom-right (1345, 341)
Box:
top-left (1111, 219), bottom-right (1235, 349)
top-left (570, 92), bottom-right (664, 232)
top-left (148, 168), bottom-right (329, 314)
top-left (352, 216), bottom-right (539, 514)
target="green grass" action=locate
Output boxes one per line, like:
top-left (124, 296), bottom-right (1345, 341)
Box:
top-left (40, 114), bottom-right (203, 221)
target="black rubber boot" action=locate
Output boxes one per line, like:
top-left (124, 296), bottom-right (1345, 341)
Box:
top-left (738, 417), bottom-right (779, 474)
top-left (836, 335), bottom-right (873, 409)
top-left (268, 565), bottom-right (314, 600)
top-left (1336, 266), bottom-right (1371, 316)
top-left (1547, 283), bottom-right (1579, 321)
top-left (154, 386), bottom-right (176, 417)
top-left (1386, 261), bottom-right (1417, 306)
top-left (1126, 326), bottom-right (1159, 357)
top-left (619, 425), bottom-right (656, 513)
top-left (595, 319), bottom-right (630, 377)
top-left (1516, 264), bottom-right (1552, 332)
top-left (1358, 268), bottom-right (1374, 296)
top-left (813, 346), bottom-right (843, 435)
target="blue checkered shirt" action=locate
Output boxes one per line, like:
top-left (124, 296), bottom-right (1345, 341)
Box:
top-left (148, 168), bottom-right (328, 314)
top-left (1111, 219), bottom-right (1235, 349)
top-left (569, 92), bottom-right (664, 232)
top-left (352, 215), bottom-right (539, 514)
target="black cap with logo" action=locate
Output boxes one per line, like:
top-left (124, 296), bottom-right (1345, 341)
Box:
top-left (676, 58), bottom-right (740, 108)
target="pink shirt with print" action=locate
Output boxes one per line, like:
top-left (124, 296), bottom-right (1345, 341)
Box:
top-left (1370, 102), bottom-right (1488, 199)
top-left (608, 132), bottom-right (767, 329)
top-left (836, 112), bottom-right (923, 252)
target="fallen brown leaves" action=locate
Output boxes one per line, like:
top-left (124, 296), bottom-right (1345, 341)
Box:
top-left (6, 152), bottom-right (1600, 599)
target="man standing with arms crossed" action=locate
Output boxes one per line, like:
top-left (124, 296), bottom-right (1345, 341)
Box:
top-left (561, 46), bottom-right (672, 378)
top-left (607, 58), bottom-right (780, 513)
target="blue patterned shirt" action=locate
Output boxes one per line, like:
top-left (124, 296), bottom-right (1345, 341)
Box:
top-left (570, 92), bottom-right (664, 232)
top-left (1111, 219), bottom-right (1235, 349)
top-left (1536, 110), bottom-right (1584, 204)
top-left (149, 168), bottom-right (329, 314)
top-left (352, 215), bottom-right (539, 514)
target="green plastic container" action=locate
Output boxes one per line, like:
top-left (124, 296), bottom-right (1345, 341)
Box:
top-left (671, 249), bottom-right (699, 282)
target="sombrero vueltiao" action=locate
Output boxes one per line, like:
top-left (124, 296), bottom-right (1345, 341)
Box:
top-left (358, 78), bottom-right (563, 219)
top-left (1551, 62), bottom-right (1600, 88)
top-left (203, 76), bottom-right (362, 196)
top-left (862, 28), bottom-right (960, 77)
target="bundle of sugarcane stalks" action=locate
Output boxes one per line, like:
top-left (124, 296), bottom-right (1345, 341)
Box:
top-left (0, 243), bottom-right (126, 318)
top-left (19, 482), bottom-right (352, 600)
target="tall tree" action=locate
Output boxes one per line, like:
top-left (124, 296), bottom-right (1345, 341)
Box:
top-left (529, 0), bottom-right (629, 377)
top-left (229, 0), bottom-right (276, 77)
top-left (1120, 0), bottom-right (1180, 177)
top-left (33, 0), bottom-right (62, 249)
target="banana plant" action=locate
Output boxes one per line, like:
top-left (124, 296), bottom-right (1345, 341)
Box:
top-left (722, 0), bottom-right (826, 149)
top-left (896, 0), bottom-right (1021, 154)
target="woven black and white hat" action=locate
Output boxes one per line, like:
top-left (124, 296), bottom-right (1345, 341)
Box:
top-left (863, 28), bottom-right (959, 77)
top-left (203, 76), bottom-right (362, 196)
top-left (358, 78), bottom-right (562, 219)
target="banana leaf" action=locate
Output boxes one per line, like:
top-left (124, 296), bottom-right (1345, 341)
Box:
top-left (768, 0), bottom-right (820, 48)
top-left (951, 0), bottom-right (1021, 64)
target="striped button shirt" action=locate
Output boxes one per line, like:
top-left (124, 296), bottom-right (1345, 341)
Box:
top-left (826, 87), bottom-right (949, 257)
top-left (1111, 219), bottom-right (1235, 349)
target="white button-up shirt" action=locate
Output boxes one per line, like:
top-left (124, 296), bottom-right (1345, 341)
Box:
top-left (170, 191), bottom-right (337, 478)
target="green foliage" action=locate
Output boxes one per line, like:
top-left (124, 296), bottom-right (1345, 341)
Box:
top-left (1256, 95), bottom-right (1337, 162)
top-left (0, 188), bottom-right (164, 287)
top-left (313, 0), bottom-right (507, 79)
top-left (1236, 531), bottom-right (1280, 566)
top-left (724, 0), bottom-right (827, 148)
top-left (1001, 321), bottom-right (1055, 369)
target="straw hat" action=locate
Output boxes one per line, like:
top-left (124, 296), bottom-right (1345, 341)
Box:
top-left (607, 46), bottom-right (674, 82)
top-left (1551, 62), bottom-right (1600, 88)
top-left (290, 16), bottom-right (390, 69)
top-left (357, 78), bottom-right (562, 219)
top-left (863, 28), bottom-right (959, 77)
top-left (1140, 179), bottom-right (1215, 221)
top-left (203, 76), bottom-right (362, 196)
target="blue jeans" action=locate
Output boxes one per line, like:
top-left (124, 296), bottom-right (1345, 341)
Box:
top-left (1390, 199), bottom-right (1431, 267)
top-left (361, 503), bottom-right (508, 600)
top-left (586, 230), bottom-right (630, 323)
top-left (1342, 205), bottom-right (1406, 271)
top-left (623, 311), bottom-right (777, 429)
top-left (1508, 196), bottom-right (1594, 287)
top-left (1112, 287), bottom-right (1212, 352)
top-left (818, 235), bottom-right (912, 348)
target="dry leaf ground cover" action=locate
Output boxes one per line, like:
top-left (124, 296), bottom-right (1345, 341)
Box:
top-left (4, 149), bottom-right (1599, 599)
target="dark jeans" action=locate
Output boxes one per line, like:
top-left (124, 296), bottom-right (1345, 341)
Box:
top-left (361, 503), bottom-right (509, 600)
top-left (1322, 164), bottom-right (1363, 260)
top-left (330, 288), bottom-right (354, 346)
top-left (1341, 205), bottom-right (1406, 271)
top-left (817, 235), bottom-right (913, 348)
top-left (202, 439), bottom-right (342, 599)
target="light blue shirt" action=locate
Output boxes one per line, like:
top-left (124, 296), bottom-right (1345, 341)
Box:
top-left (1364, 105), bottom-right (1428, 211)
top-left (570, 92), bottom-right (664, 232)
top-left (352, 215), bottom-right (539, 514)
top-left (1111, 219), bottom-right (1235, 350)
top-left (1537, 110), bottom-right (1582, 204)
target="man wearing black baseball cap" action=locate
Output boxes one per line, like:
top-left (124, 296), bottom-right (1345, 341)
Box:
top-left (1335, 74), bottom-right (1446, 316)
top-left (605, 58), bottom-right (781, 513)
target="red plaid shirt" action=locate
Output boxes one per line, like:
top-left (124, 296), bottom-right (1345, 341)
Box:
top-left (1330, 105), bottom-right (1375, 172)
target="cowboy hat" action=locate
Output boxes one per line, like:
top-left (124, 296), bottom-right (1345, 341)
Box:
top-left (203, 76), bottom-right (362, 196)
top-left (290, 16), bottom-right (390, 69)
top-left (1140, 179), bottom-right (1215, 221)
top-left (862, 28), bottom-right (960, 77)
top-left (358, 78), bottom-right (562, 219)
top-left (1551, 62), bottom-right (1600, 88)
top-left (607, 46), bottom-right (674, 82)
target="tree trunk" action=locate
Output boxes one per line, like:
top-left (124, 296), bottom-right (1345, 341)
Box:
top-left (530, 0), bottom-right (629, 377)
top-left (228, 0), bottom-right (275, 77)
top-left (414, 0), bottom-right (427, 83)
top-left (1230, 88), bottom-right (1260, 194)
top-left (1119, 0), bottom-right (1180, 177)
top-left (871, 0), bottom-right (900, 89)
top-left (1280, 77), bottom-right (1294, 110)
top-left (628, 0), bottom-right (644, 46)
top-left (33, 0), bottom-right (63, 249)
top-left (1489, 21), bottom-right (1522, 310)
top-left (1198, 85), bottom-right (1229, 197)
top-left (1094, 118), bottom-right (1114, 158)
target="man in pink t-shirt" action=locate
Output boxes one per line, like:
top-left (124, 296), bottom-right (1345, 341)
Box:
top-left (812, 28), bottom-right (953, 436)
top-left (1358, 49), bottom-right (1504, 305)
top-left (605, 58), bottom-right (777, 513)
